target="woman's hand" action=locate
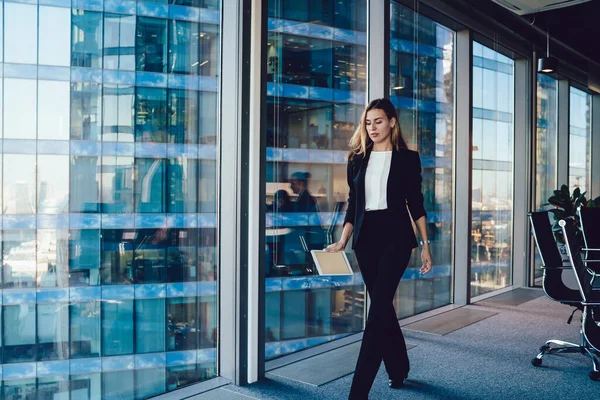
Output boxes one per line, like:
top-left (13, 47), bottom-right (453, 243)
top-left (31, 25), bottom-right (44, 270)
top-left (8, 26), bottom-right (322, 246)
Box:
top-left (325, 241), bottom-right (346, 252)
top-left (420, 246), bottom-right (432, 274)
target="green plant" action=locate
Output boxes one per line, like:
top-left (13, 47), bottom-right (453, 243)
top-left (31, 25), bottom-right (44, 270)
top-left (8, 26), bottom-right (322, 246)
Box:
top-left (546, 185), bottom-right (600, 244)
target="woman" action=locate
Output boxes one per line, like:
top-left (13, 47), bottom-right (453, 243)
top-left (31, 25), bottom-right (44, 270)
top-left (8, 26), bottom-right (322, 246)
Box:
top-left (325, 98), bottom-right (432, 399)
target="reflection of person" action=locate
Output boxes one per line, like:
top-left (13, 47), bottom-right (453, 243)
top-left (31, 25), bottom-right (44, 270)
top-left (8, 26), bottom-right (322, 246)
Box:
top-left (325, 98), bottom-right (432, 399)
top-left (289, 172), bottom-right (318, 213)
top-left (269, 189), bottom-right (293, 213)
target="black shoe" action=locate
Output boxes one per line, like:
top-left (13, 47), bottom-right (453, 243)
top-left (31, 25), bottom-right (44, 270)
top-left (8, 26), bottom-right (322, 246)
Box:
top-left (388, 378), bottom-right (406, 389)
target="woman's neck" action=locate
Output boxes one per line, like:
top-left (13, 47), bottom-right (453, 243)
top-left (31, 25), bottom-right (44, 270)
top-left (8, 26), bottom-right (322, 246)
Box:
top-left (372, 141), bottom-right (393, 152)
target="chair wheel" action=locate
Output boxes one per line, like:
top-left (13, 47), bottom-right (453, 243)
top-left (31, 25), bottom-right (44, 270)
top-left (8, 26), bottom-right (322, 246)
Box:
top-left (589, 371), bottom-right (600, 381)
top-left (531, 358), bottom-right (542, 367)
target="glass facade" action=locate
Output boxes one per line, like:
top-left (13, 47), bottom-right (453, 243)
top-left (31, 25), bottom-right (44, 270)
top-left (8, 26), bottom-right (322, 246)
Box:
top-left (471, 42), bottom-right (514, 297)
top-left (264, 0), bottom-right (367, 359)
top-left (389, 1), bottom-right (454, 318)
top-left (569, 86), bottom-right (592, 194)
top-left (0, 1), bottom-right (219, 398)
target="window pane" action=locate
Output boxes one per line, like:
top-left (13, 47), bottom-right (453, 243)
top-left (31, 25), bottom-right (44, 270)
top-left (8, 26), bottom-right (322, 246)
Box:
top-left (101, 299), bottom-right (134, 356)
top-left (103, 84), bottom-right (135, 142)
top-left (169, 20), bottom-right (200, 75)
top-left (5, 3), bottom-right (37, 64)
top-left (102, 370), bottom-right (134, 400)
top-left (168, 158), bottom-right (198, 213)
top-left (104, 13), bottom-right (136, 70)
top-left (3, 303), bottom-right (36, 363)
top-left (72, 9), bottom-right (103, 68)
top-left (136, 17), bottom-right (168, 73)
top-left (169, 90), bottom-right (199, 144)
top-left (135, 158), bottom-right (166, 213)
top-left (135, 298), bottom-right (166, 353)
top-left (101, 156), bottom-right (135, 213)
top-left (199, 92), bottom-right (218, 144)
top-left (101, 229), bottom-right (134, 285)
top-left (39, 6), bottom-right (71, 66)
top-left (37, 229), bottom-right (69, 288)
top-left (37, 302), bottom-right (69, 360)
top-left (38, 155), bottom-right (70, 214)
top-left (134, 229), bottom-right (166, 283)
top-left (4, 79), bottom-right (37, 140)
top-left (569, 86), bottom-right (591, 193)
top-left (69, 229), bottom-right (101, 286)
top-left (2, 230), bottom-right (36, 288)
top-left (136, 88), bottom-right (168, 143)
top-left (135, 368), bottom-right (166, 400)
top-left (167, 228), bottom-right (198, 282)
top-left (71, 373), bottom-right (101, 400)
top-left (70, 156), bottom-right (101, 213)
top-left (167, 297), bottom-right (197, 351)
top-left (71, 82), bottom-right (103, 141)
top-left (3, 379), bottom-right (36, 399)
top-left (199, 160), bottom-right (217, 213)
top-left (37, 376), bottom-right (70, 400)
top-left (199, 228), bottom-right (217, 281)
top-left (3, 154), bottom-right (36, 214)
top-left (70, 301), bottom-right (101, 358)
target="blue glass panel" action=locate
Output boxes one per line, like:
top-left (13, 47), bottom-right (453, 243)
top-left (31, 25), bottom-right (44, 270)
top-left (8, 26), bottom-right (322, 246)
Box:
top-left (282, 148), bottom-right (309, 162)
top-left (135, 159), bottom-right (167, 213)
top-left (39, 0), bottom-right (71, 7)
top-left (38, 66), bottom-right (71, 81)
top-left (282, 83), bottom-right (309, 99)
top-left (101, 214), bottom-right (135, 229)
top-left (197, 348), bottom-right (216, 363)
top-left (167, 158), bottom-right (198, 213)
top-left (101, 299), bottom-right (134, 356)
top-left (102, 355), bottom-right (135, 371)
top-left (71, 141), bottom-right (102, 156)
top-left (37, 302), bottom-right (70, 360)
top-left (71, 68), bottom-right (103, 83)
top-left (135, 283), bottom-right (166, 298)
top-left (197, 76), bottom-right (218, 91)
top-left (135, 353), bottom-right (167, 369)
top-left (135, 367), bottom-right (166, 399)
top-left (167, 282), bottom-right (197, 297)
top-left (37, 361), bottom-right (70, 377)
top-left (103, 370), bottom-right (134, 400)
top-left (137, 1), bottom-right (169, 18)
top-left (307, 149), bottom-right (333, 163)
top-left (198, 145), bottom-right (217, 160)
top-left (100, 157), bottom-right (135, 214)
top-left (309, 86), bottom-right (334, 101)
top-left (69, 214), bottom-right (101, 229)
top-left (104, 0), bottom-right (137, 14)
top-left (103, 70), bottom-right (136, 85)
top-left (199, 8), bottom-right (220, 25)
top-left (136, 72), bottom-right (168, 87)
top-left (168, 74), bottom-right (200, 90)
top-left (37, 289), bottom-right (69, 303)
top-left (72, 0), bottom-right (103, 11)
top-left (167, 144), bottom-right (199, 158)
top-left (70, 156), bottom-right (101, 213)
top-left (166, 350), bottom-right (196, 367)
top-left (102, 285), bottom-right (135, 300)
top-left (137, 17), bottom-right (168, 73)
top-left (135, 143), bottom-right (168, 158)
top-left (169, 5), bottom-right (200, 22)
top-left (333, 28), bottom-right (367, 46)
top-left (183, 214), bottom-right (199, 228)
top-left (266, 82), bottom-right (283, 97)
top-left (2, 139), bottom-right (37, 154)
top-left (135, 88), bottom-right (168, 143)
top-left (197, 281), bottom-right (216, 296)
top-left (197, 213), bottom-right (216, 227)
top-left (3, 303), bottom-right (36, 362)
top-left (69, 301), bottom-right (101, 359)
top-left (38, 140), bottom-right (70, 155)
top-left (69, 287), bottom-right (101, 301)
top-left (136, 298), bottom-right (166, 353)
top-left (102, 141), bottom-right (135, 156)
top-left (2, 363), bottom-right (36, 380)
top-left (135, 214), bottom-right (167, 228)
top-left (71, 358), bottom-right (102, 373)
top-left (3, 290), bottom-right (36, 304)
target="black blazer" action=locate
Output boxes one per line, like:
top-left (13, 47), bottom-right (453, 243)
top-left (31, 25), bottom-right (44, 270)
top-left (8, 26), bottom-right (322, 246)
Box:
top-left (343, 147), bottom-right (427, 250)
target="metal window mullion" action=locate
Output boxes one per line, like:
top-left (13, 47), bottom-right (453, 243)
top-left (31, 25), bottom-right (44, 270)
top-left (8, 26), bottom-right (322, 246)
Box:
top-left (453, 29), bottom-right (472, 306)
top-left (557, 79), bottom-right (570, 190)
top-left (367, 0), bottom-right (388, 101)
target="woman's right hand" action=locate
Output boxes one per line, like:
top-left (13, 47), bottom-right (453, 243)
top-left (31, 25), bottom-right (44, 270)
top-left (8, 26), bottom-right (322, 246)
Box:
top-left (325, 241), bottom-right (346, 252)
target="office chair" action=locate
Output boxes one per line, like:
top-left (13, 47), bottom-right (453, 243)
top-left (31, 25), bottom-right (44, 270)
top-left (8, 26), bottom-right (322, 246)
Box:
top-left (560, 217), bottom-right (600, 380)
top-left (529, 212), bottom-right (586, 368)
top-left (577, 207), bottom-right (600, 273)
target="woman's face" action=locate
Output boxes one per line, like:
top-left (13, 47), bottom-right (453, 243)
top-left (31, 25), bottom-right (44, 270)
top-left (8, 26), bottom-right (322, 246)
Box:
top-left (365, 109), bottom-right (395, 147)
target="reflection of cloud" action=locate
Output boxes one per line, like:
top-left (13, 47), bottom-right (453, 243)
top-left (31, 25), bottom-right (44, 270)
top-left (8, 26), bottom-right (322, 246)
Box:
top-left (136, 353), bottom-right (166, 369)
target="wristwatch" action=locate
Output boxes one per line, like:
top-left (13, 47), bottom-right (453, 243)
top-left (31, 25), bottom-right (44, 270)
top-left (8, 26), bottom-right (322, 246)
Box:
top-left (419, 239), bottom-right (431, 246)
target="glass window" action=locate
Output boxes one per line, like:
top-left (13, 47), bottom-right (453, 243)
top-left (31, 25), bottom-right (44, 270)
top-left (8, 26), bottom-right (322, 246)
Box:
top-left (569, 86), bottom-right (592, 193)
top-left (104, 13), bottom-right (136, 70)
top-left (167, 228), bottom-right (198, 282)
top-left (136, 368), bottom-right (166, 400)
top-left (100, 229), bottom-right (134, 285)
top-left (471, 43), bottom-right (514, 297)
top-left (71, 82), bottom-right (103, 141)
top-left (103, 84), bottom-right (135, 142)
top-left (102, 370), bottom-right (134, 400)
top-left (334, 43), bottom-right (366, 92)
top-left (3, 379), bottom-right (36, 399)
top-left (135, 298), bottom-right (166, 353)
top-left (3, 154), bottom-right (36, 214)
top-left (199, 23), bottom-right (219, 77)
top-left (199, 160), bottom-right (217, 213)
top-left (5, 3), bottom-right (37, 64)
top-left (198, 228), bottom-right (217, 281)
top-left (167, 365), bottom-right (200, 391)
top-left (39, 6), bottom-right (71, 66)
top-left (70, 301), bottom-right (101, 358)
top-left (38, 155), bottom-right (70, 214)
top-left (169, 20), bottom-right (200, 75)
top-left (72, 9), bottom-right (103, 68)
top-left (135, 158), bottom-right (166, 213)
top-left (199, 92), bottom-right (218, 144)
top-left (101, 299), bottom-right (134, 356)
top-left (37, 302), bottom-right (69, 360)
top-left (136, 87), bottom-right (168, 143)
top-left (69, 229), bottom-right (101, 286)
top-left (168, 158), bottom-right (198, 213)
top-left (169, 90), bottom-right (199, 144)
top-left (136, 17), bottom-right (168, 73)
top-left (37, 229), bottom-right (69, 288)
top-left (37, 376), bottom-right (70, 400)
top-left (70, 156), bottom-right (101, 213)
top-left (71, 373), bottom-right (101, 400)
top-left (2, 230), bottom-right (36, 289)
top-left (134, 229), bottom-right (167, 283)
top-left (4, 79), bottom-right (37, 140)
top-left (167, 297), bottom-right (197, 351)
top-left (101, 156), bottom-right (135, 213)
top-left (198, 296), bottom-right (217, 349)
top-left (3, 303), bottom-right (36, 363)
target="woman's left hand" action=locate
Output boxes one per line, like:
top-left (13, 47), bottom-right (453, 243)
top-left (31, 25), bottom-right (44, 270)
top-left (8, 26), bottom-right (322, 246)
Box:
top-left (420, 246), bottom-right (432, 275)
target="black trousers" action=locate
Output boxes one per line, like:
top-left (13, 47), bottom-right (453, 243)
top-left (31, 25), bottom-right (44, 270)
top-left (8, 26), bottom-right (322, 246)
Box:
top-left (349, 210), bottom-right (413, 399)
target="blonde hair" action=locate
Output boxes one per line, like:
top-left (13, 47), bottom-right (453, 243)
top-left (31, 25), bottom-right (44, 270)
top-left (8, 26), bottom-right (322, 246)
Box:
top-left (347, 98), bottom-right (407, 159)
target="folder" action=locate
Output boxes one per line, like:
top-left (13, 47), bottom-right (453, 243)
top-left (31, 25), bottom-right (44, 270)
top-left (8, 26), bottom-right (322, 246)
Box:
top-left (310, 250), bottom-right (353, 276)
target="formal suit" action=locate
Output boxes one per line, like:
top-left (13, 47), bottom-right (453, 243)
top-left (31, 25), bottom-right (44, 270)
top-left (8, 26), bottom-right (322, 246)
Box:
top-left (345, 146), bottom-right (427, 399)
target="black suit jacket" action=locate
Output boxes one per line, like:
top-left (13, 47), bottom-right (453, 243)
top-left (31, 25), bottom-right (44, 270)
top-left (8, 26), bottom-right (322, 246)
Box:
top-left (343, 147), bottom-right (427, 250)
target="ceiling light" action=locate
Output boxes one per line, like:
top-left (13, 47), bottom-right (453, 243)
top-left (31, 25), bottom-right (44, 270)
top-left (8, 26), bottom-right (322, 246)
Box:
top-left (538, 29), bottom-right (557, 74)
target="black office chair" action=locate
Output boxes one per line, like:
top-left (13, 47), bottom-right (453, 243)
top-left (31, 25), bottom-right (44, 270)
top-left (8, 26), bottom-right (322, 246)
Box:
top-left (560, 217), bottom-right (600, 380)
top-left (528, 212), bottom-right (585, 368)
top-left (577, 207), bottom-right (600, 273)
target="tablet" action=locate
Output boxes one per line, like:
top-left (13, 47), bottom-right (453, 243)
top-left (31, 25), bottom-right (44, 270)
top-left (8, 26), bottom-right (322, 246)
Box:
top-left (310, 250), bottom-right (353, 276)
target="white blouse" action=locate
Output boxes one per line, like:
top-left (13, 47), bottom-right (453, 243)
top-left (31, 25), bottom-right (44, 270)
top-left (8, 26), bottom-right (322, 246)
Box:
top-left (364, 151), bottom-right (392, 211)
